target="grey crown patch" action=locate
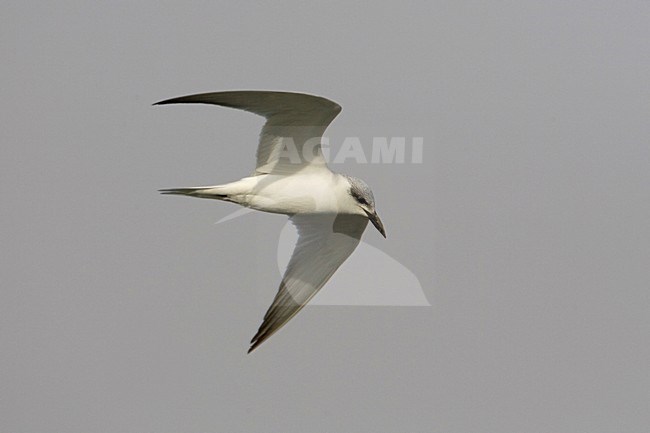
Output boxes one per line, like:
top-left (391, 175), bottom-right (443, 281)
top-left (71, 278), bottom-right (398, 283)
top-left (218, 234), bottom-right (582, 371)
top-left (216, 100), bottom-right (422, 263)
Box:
top-left (343, 175), bottom-right (375, 207)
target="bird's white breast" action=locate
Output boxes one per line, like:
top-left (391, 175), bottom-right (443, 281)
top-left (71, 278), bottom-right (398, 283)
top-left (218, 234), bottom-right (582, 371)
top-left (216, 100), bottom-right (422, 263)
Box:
top-left (235, 171), bottom-right (356, 215)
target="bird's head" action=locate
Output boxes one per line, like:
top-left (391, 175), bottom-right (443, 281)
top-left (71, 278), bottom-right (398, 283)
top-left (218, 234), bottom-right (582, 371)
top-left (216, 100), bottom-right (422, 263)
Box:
top-left (345, 176), bottom-right (386, 238)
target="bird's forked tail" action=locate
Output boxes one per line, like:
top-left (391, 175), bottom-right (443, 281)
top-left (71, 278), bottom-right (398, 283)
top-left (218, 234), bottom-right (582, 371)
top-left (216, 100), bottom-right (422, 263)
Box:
top-left (158, 186), bottom-right (229, 200)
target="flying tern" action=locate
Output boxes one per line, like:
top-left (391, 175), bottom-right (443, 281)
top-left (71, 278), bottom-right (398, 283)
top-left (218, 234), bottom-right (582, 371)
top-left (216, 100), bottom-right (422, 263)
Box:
top-left (156, 91), bottom-right (386, 353)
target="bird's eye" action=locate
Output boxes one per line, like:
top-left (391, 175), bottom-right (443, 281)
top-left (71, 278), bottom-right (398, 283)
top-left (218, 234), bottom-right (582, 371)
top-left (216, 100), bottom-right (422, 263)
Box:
top-left (358, 197), bottom-right (368, 205)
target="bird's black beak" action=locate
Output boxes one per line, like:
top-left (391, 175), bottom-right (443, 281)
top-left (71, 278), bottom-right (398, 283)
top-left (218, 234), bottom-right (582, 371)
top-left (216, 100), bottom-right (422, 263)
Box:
top-left (364, 209), bottom-right (386, 238)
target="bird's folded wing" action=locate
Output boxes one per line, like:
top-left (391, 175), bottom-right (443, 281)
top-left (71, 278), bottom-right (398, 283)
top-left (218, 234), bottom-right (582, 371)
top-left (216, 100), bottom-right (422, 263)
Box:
top-left (248, 213), bottom-right (368, 352)
top-left (154, 91), bottom-right (342, 175)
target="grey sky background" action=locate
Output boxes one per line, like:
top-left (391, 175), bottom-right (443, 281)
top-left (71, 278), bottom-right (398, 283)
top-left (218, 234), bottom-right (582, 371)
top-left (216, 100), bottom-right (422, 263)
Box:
top-left (2, 1), bottom-right (649, 432)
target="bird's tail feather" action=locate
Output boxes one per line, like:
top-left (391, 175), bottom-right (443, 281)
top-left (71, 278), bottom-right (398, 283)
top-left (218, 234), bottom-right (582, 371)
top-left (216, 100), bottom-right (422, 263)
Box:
top-left (158, 187), bottom-right (228, 200)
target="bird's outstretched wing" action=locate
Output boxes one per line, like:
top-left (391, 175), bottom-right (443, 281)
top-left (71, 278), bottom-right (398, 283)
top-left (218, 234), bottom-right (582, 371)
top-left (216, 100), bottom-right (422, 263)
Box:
top-left (248, 213), bottom-right (368, 353)
top-left (154, 91), bottom-right (342, 175)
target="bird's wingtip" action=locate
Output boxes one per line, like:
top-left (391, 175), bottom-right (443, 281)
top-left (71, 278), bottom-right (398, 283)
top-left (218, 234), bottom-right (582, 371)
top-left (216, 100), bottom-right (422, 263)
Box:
top-left (247, 330), bottom-right (269, 353)
top-left (152, 95), bottom-right (195, 106)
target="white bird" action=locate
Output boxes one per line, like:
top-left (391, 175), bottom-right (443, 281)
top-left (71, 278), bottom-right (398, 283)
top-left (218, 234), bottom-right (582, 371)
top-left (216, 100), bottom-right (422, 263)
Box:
top-left (155, 91), bottom-right (386, 353)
